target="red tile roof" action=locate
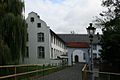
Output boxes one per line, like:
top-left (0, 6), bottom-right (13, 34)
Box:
top-left (66, 42), bottom-right (90, 48)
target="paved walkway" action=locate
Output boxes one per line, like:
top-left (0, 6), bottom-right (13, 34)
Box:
top-left (34, 63), bottom-right (84, 80)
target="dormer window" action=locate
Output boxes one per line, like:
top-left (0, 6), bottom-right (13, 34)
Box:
top-left (37, 23), bottom-right (41, 28)
top-left (30, 17), bottom-right (34, 22)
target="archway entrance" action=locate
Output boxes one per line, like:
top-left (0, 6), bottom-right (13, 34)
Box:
top-left (75, 55), bottom-right (79, 63)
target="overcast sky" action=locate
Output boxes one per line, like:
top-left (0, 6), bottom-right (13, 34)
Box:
top-left (25, 0), bottom-right (105, 34)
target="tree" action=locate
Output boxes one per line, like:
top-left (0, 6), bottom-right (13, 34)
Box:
top-left (0, 0), bottom-right (27, 65)
top-left (0, 38), bottom-right (11, 65)
top-left (96, 0), bottom-right (120, 73)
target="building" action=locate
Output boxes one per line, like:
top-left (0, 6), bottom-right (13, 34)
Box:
top-left (58, 34), bottom-right (101, 65)
top-left (24, 12), bottom-right (101, 66)
top-left (24, 12), bottom-right (67, 65)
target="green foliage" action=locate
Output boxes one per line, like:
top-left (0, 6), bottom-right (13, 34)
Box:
top-left (0, 0), bottom-right (27, 65)
top-left (97, 0), bottom-right (120, 72)
top-left (0, 39), bottom-right (11, 65)
top-left (0, 0), bottom-right (24, 16)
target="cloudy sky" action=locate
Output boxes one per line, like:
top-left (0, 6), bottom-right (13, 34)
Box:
top-left (25, 0), bottom-right (105, 34)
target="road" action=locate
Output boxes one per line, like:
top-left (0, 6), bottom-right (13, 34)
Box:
top-left (34, 63), bottom-right (85, 80)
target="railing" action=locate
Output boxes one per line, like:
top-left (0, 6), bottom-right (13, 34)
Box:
top-left (0, 63), bottom-right (65, 80)
top-left (82, 64), bottom-right (120, 80)
top-left (82, 64), bottom-right (89, 80)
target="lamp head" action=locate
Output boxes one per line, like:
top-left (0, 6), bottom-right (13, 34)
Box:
top-left (86, 23), bottom-right (96, 36)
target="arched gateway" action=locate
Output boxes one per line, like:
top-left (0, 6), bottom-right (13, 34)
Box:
top-left (75, 55), bottom-right (79, 62)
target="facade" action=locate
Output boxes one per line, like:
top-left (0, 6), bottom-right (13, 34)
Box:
top-left (24, 12), bottom-right (67, 64)
top-left (24, 12), bottom-right (101, 66)
top-left (58, 34), bottom-right (101, 65)
top-left (66, 42), bottom-right (90, 66)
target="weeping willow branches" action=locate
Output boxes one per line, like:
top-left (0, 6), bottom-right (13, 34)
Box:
top-left (0, 0), bottom-right (27, 65)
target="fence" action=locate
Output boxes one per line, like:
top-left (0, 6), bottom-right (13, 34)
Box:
top-left (82, 64), bottom-right (120, 80)
top-left (0, 63), bottom-right (65, 80)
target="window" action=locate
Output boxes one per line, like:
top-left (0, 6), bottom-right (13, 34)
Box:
top-left (37, 33), bottom-right (44, 42)
top-left (54, 49), bottom-right (56, 57)
top-left (51, 36), bottom-right (53, 43)
top-left (26, 33), bottom-right (28, 41)
top-left (93, 44), bottom-right (97, 50)
top-left (30, 17), bottom-right (34, 22)
top-left (38, 46), bottom-right (45, 58)
top-left (83, 53), bottom-right (86, 60)
top-left (54, 37), bottom-right (55, 44)
top-left (51, 48), bottom-right (53, 58)
top-left (25, 47), bottom-right (29, 58)
top-left (37, 23), bottom-right (41, 28)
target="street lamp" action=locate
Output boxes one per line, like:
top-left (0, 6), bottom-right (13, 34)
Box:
top-left (86, 23), bottom-right (96, 80)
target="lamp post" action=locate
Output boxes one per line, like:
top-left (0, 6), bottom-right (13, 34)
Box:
top-left (86, 23), bottom-right (96, 80)
top-left (71, 53), bottom-right (73, 66)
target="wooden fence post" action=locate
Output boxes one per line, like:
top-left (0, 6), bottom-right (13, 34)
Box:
top-left (14, 66), bottom-right (16, 80)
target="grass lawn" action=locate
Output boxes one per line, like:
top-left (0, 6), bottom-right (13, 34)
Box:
top-left (0, 64), bottom-right (67, 80)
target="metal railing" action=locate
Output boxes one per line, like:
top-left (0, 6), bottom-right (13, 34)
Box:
top-left (82, 64), bottom-right (120, 80)
top-left (0, 63), bottom-right (65, 80)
